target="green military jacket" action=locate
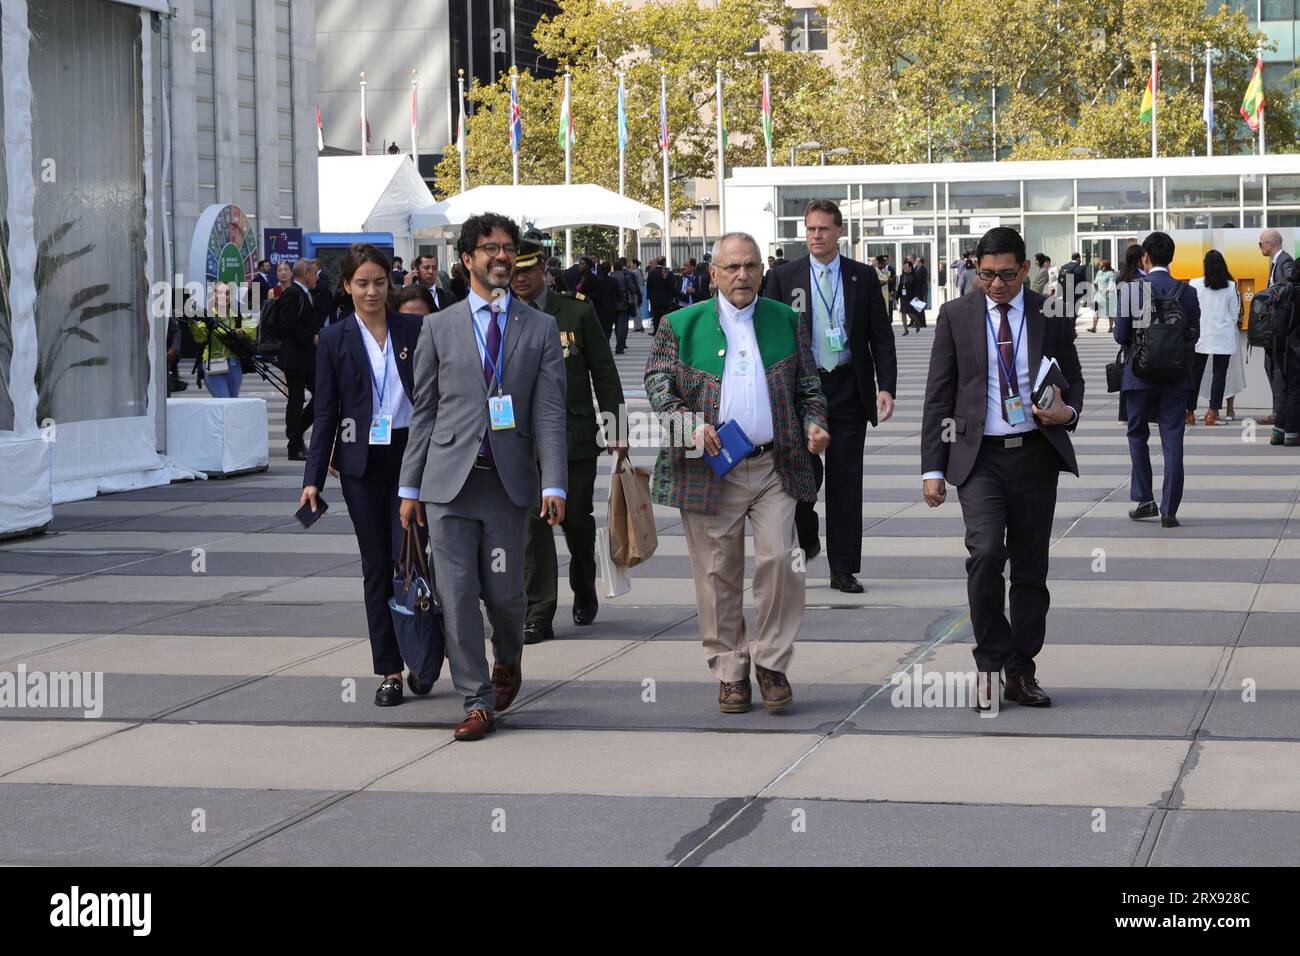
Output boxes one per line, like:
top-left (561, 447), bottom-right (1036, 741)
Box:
top-left (530, 287), bottom-right (626, 460)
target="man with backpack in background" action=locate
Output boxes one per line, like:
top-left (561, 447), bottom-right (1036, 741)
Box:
top-left (1255, 229), bottom-right (1298, 447)
top-left (1115, 232), bottom-right (1201, 528)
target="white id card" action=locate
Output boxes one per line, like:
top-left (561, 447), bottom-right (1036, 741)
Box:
top-left (488, 394), bottom-right (516, 430)
top-left (1003, 395), bottom-right (1027, 426)
top-left (369, 414), bottom-right (392, 445)
top-left (825, 327), bottom-right (845, 352)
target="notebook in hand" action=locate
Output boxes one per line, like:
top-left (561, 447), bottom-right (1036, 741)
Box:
top-left (1031, 356), bottom-right (1070, 410)
top-left (704, 420), bottom-right (755, 477)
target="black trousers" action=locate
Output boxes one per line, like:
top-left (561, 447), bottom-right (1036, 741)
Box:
top-left (1271, 338), bottom-right (1300, 434)
top-left (524, 456), bottom-right (598, 626)
top-left (650, 303), bottom-right (670, 335)
top-left (614, 309), bottom-right (631, 352)
top-left (284, 367), bottom-right (315, 447)
top-left (1188, 353), bottom-right (1230, 413)
top-left (956, 434), bottom-right (1060, 679)
top-left (794, 365), bottom-right (868, 573)
top-left (338, 429), bottom-right (414, 676)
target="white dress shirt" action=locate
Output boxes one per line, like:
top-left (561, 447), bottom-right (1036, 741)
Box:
top-left (355, 318), bottom-right (413, 430)
top-left (717, 293), bottom-right (775, 445)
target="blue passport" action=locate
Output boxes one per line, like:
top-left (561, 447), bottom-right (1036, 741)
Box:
top-left (704, 420), bottom-right (755, 477)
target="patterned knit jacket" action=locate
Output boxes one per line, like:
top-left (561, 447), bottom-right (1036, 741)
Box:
top-left (643, 294), bottom-right (828, 515)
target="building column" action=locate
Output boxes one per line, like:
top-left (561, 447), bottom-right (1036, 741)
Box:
top-left (289, 0), bottom-right (319, 230)
top-left (211, 0), bottom-right (241, 204)
top-left (253, 0), bottom-right (280, 234)
top-left (169, 0), bottom-right (200, 281)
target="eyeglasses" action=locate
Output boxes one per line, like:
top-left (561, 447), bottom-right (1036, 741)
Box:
top-left (475, 243), bottom-right (519, 257)
top-left (716, 261), bottom-right (762, 275)
top-left (976, 269), bottom-right (1022, 283)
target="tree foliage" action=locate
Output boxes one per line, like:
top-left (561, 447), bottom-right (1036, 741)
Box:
top-left (433, 0), bottom-right (1295, 204)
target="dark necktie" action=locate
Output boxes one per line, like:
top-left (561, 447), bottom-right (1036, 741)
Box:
top-left (996, 302), bottom-right (1018, 423)
top-left (481, 309), bottom-right (502, 463)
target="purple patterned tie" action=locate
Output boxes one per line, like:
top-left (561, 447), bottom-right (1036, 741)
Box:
top-left (480, 308), bottom-right (502, 464)
top-left (996, 303), bottom-right (1018, 423)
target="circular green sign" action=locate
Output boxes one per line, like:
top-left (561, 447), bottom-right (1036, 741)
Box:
top-left (218, 243), bottom-right (245, 285)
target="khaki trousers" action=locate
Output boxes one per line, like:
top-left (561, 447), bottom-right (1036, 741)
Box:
top-left (680, 453), bottom-right (804, 682)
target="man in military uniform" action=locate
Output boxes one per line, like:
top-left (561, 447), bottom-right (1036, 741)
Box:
top-left (512, 241), bottom-right (628, 642)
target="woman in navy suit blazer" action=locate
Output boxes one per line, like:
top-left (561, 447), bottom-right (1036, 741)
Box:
top-left (299, 244), bottom-right (425, 707)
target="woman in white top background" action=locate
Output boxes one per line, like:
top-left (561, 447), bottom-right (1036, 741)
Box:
top-left (1187, 249), bottom-right (1241, 427)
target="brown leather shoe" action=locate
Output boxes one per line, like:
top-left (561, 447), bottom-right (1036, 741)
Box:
top-left (1203, 408), bottom-right (1220, 427)
top-left (491, 661), bottom-right (522, 712)
top-left (754, 665), bottom-right (793, 710)
top-left (1185, 411), bottom-right (1196, 426)
top-left (453, 708), bottom-right (496, 741)
top-left (1004, 673), bottom-right (1051, 707)
top-left (719, 679), bottom-right (752, 714)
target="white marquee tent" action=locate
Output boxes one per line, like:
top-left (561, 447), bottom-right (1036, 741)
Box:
top-left (411, 183), bottom-right (665, 235)
top-left (318, 155), bottom-right (434, 262)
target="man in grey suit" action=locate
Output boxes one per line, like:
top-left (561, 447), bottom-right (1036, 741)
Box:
top-left (399, 213), bottom-right (568, 741)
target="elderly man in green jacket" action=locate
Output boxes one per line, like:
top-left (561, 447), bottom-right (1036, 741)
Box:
top-left (514, 240), bottom-right (627, 643)
top-left (645, 232), bottom-right (829, 714)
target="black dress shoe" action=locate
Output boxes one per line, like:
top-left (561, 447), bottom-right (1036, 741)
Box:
top-left (406, 670), bottom-right (434, 696)
top-left (1128, 501), bottom-right (1159, 521)
top-left (572, 599), bottom-right (598, 626)
top-left (829, 572), bottom-right (864, 593)
top-left (374, 676), bottom-right (404, 706)
top-left (971, 672), bottom-right (1004, 712)
top-left (523, 622), bottom-right (554, 645)
top-left (1161, 515), bottom-right (1180, 528)
top-left (1004, 673), bottom-right (1051, 707)
top-left (287, 444), bottom-right (308, 462)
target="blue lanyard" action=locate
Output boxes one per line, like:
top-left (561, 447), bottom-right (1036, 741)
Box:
top-left (812, 263), bottom-right (843, 328)
top-left (369, 337), bottom-right (390, 412)
top-left (472, 308), bottom-right (507, 393)
top-left (985, 307), bottom-right (1024, 392)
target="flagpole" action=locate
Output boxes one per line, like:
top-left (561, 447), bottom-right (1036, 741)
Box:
top-left (360, 72), bottom-right (368, 156)
top-left (715, 64), bottom-right (726, 237)
top-left (661, 72), bottom-right (672, 269)
top-left (1258, 44), bottom-right (1266, 155)
top-left (618, 72), bottom-right (626, 257)
top-left (564, 71), bottom-right (573, 264)
top-left (1149, 43), bottom-right (1157, 159)
top-left (410, 69), bottom-right (419, 167)
top-left (763, 71), bottom-right (773, 168)
top-left (457, 70), bottom-right (467, 193)
top-left (1204, 42), bottom-right (1213, 157)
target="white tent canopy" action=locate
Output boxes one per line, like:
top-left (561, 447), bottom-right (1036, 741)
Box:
top-left (317, 155), bottom-right (434, 261)
top-left (411, 183), bottom-right (664, 235)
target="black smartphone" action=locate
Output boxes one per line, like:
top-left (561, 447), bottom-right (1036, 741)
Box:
top-left (295, 495), bottom-right (328, 528)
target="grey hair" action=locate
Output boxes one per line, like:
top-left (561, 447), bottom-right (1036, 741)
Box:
top-left (710, 232), bottom-right (762, 263)
top-left (291, 258), bottom-right (317, 278)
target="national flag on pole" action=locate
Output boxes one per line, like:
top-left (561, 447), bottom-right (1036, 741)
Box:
top-left (659, 80), bottom-right (669, 150)
top-left (1139, 64), bottom-right (1156, 122)
top-left (1203, 57), bottom-right (1214, 129)
top-left (719, 86), bottom-right (728, 150)
top-left (509, 75), bottom-right (522, 153)
top-left (617, 75), bottom-right (628, 153)
top-left (761, 73), bottom-right (773, 152)
top-left (1241, 57), bottom-right (1265, 131)
top-left (316, 104), bottom-right (324, 151)
top-left (558, 74), bottom-right (574, 150)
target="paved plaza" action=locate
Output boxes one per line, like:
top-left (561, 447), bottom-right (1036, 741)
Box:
top-left (1, 326), bottom-right (1298, 866)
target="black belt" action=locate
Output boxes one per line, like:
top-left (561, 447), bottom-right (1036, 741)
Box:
top-left (748, 441), bottom-right (775, 458)
top-left (981, 430), bottom-right (1043, 449)
top-left (473, 454), bottom-right (495, 470)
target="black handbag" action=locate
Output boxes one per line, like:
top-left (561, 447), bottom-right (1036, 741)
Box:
top-left (1106, 348), bottom-right (1126, 393)
top-left (388, 526), bottom-right (444, 692)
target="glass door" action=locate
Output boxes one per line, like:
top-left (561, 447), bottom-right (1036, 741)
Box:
top-left (1079, 236), bottom-right (1118, 283)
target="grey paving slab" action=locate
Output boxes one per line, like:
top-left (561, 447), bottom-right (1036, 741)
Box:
top-left (1044, 610), bottom-right (1247, 645)
top-left (0, 601), bottom-right (202, 635)
top-left (1147, 809), bottom-right (1300, 866)
top-left (225, 792), bottom-right (729, 866)
top-left (1262, 561), bottom-right (1300, 584)
top-left (0, 673), bottom-right (245, 722)
top-left (849, 557), bottom-right (1272, 583)
top-left (131, 601), bottom-right (370, 637)
top-left (0, 783), bottom-right (336, 866)
top-left (108, 551), bottom-right (360, 578)
top-left (1237, 612), bottom-right (1300, 646)
top-left (162, 675), bottom-right (475, 726)
top-left (846, 688), bottom-right (1204, 739)
top-left (862, 518), bottom-right (1075, 538)
top-left (656, 607), bottom-right (964, 643)
top-left (1200, 690), bottom-right (1300, 740)
top-left (506, 680), bottom-right (859, 733)
top-left (67, 514), bottom-right (308, 534)
top-left (0, 551), bottom-right (161, 575)
top-left (692, 800), bottom-right (1153, 867)
top-left (1066, 517), bottom-right (1289, 538)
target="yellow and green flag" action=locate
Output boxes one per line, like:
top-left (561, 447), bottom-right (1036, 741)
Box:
top-left (1139, 65), bottom-right (1156, 122)
top-left (1240, 57), bottom-right (1265, 131)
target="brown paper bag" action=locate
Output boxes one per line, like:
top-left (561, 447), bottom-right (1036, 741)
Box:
top-left (608, 457), bottom-right (658, 567)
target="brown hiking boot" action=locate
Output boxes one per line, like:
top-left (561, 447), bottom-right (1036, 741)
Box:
top-left (754, 665), bottom-right (793, 710)
top-left (718, 679), bottom-right (752, 714)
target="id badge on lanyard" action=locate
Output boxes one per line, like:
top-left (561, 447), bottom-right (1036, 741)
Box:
top-left (476, 310), bottom-right (514, 430)
top-left (369, 341), bottom-right (392, 445)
